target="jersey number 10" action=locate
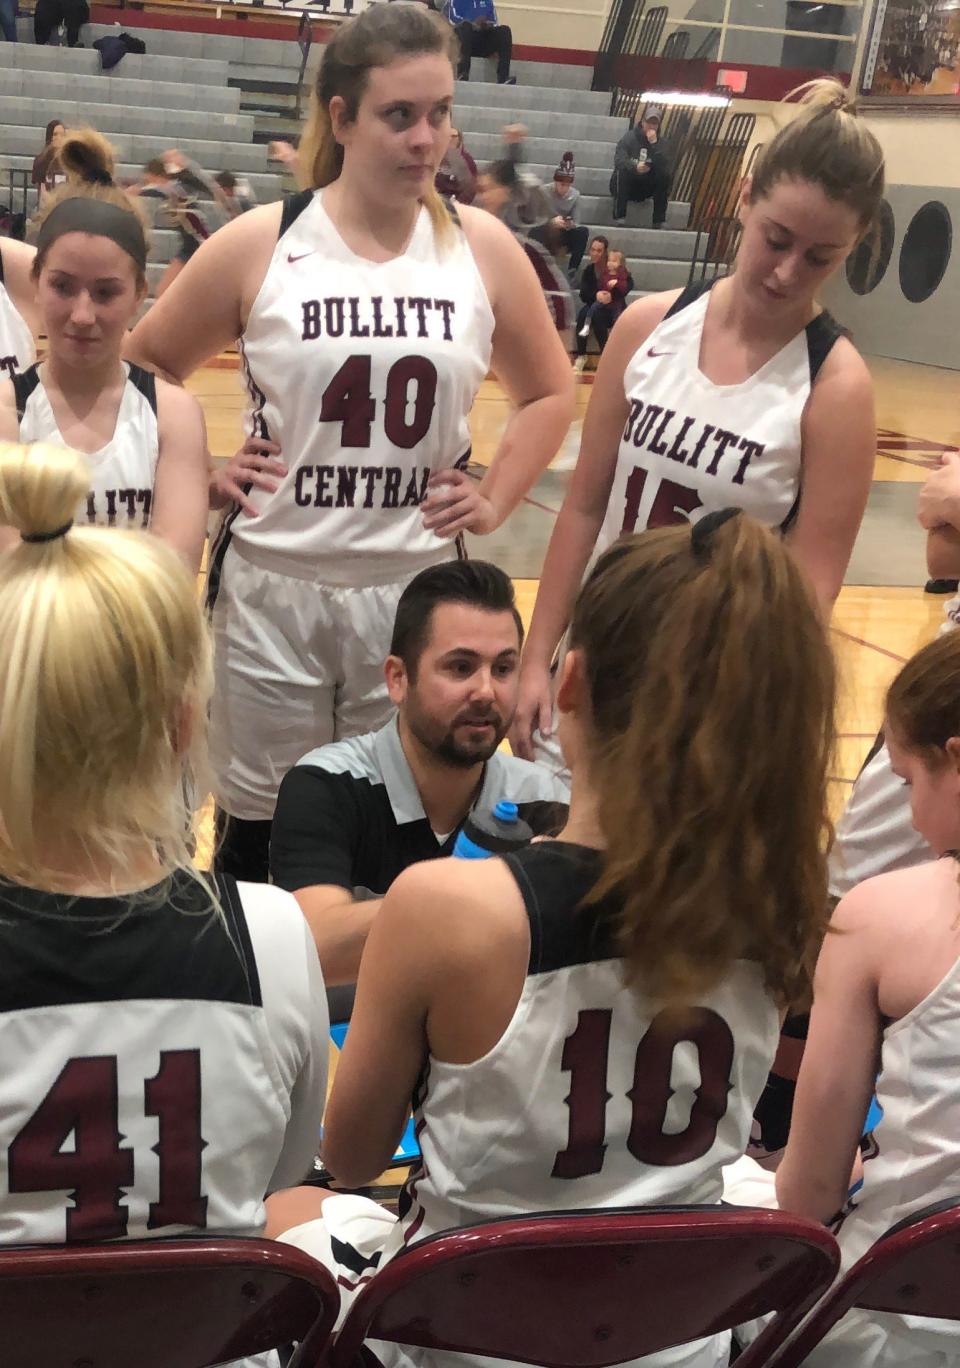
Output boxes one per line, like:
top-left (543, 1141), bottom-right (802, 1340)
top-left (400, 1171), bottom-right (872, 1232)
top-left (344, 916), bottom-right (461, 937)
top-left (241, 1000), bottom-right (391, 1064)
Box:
top-left (552, 1007), bottom-right (735, 1178)
top-left (9, 1051), bottom-right (206, 1242)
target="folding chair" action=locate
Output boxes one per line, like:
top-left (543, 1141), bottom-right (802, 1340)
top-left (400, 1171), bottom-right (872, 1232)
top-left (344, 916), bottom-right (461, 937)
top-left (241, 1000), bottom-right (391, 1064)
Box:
top-left (0, 1236), bottom-right (339, 1368)
top-left (771, 1197), bottom-right (960, 1367)
top-left (328, 1206), bottom-right (839, 1368)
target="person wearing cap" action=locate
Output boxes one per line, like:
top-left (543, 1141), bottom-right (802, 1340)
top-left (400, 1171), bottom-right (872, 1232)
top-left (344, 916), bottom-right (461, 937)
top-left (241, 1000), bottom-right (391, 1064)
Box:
top-left (543, 153), bottom-right (589, 277)
top-left (610, 106), bottom-right (673, 228)
top-left (447, 0), bottom-right (515, 84)
top-left (270, 559), bottom-right (568, 1007)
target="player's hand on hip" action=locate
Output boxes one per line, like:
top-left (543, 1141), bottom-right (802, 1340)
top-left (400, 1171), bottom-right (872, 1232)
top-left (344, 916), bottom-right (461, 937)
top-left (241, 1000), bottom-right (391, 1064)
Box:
top-left (918, 451), bottom-right (960, 530)
top-left (509, 660), bottom-right (554, 761)
top-left (210, 437), bottom-right (287, 516)
top-left (421, 469), bottom-right (497, 537)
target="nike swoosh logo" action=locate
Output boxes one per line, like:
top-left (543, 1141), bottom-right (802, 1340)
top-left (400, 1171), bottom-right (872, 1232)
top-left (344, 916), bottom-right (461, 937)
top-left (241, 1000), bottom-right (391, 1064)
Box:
top-left (647, 347), bottom-right (673, 357)
top-left (288, 250), bottom-right (314, 263)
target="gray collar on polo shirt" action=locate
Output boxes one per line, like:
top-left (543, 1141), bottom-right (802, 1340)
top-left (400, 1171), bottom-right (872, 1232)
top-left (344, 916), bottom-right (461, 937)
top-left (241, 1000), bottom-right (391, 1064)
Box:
top-left (372, 714), bottom-right (505, 828)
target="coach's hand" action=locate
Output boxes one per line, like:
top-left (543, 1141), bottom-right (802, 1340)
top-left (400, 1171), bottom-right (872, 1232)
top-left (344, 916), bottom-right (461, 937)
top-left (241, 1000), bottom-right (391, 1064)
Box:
top-left (210, 437), bottom-right (287, 515)
top-left (421, 469), bottom-right (497, 538)
top-left (509, 659), bottom-right (555, 760)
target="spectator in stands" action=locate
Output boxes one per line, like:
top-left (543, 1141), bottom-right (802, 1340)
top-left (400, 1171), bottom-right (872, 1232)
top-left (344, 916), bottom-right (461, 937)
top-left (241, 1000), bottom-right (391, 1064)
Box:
top-left (476, 147), bottom-right (574, 331)
top-left (573, 236), bottom-right (633, 370)
top-left (265, 514), bottom-right (836, 1368)
top-left (0, 0), bottom-right (16, 43)
top-left (543, 152), bottom-right (589, 278)
top-left (611, 105), bottom-right (672, 228)
top-left (0, 441), bottom-right (328, 1254)
top-left (214, 170), bottom-right (257, 218)
top-left (435, 127), bottom-right (477, 204)
top-left (0, 130), bottom-right (209, 572)
top-left (33, 0), bottom-right (88, 47)
top-left (130, 153), bottom-right (213, 300)
top-left (270, 560), bottom-right (569, 998)
top-left (31, 120), bottom-right (65, 203)
top-left (449, 0), bottom-right (515, 84)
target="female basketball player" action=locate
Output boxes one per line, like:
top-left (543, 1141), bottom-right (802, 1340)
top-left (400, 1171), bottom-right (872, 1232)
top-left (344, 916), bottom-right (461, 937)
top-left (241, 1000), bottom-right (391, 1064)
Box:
top-left (265, 511), bottom-right (836, 1368)
top-left (0, 131), bottom-right (209, 572)
top-left (126, 2), bottom-right (574, 880)
top-left (0, 237), bottom-right (38, 379)
top-left (0, 441), bottom-right (327, 1269)
top-left (511, 80), bottom-right (884, 760)
top-left (775, 629), bottom-right (960, 1367)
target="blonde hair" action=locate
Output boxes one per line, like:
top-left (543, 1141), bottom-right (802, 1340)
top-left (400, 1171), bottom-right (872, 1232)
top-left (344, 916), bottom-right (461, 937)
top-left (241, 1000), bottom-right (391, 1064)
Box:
top-left (298, 3), bottom-right (457, 244)
top-left (750, 79), bottom-right (885, 235)
top-left (32, 128), bottom-right (148, 289)
top-left (569, 514), bottom-right (837, 1010)
top-left (886, 631), bottom-right (960, 768)
top-left (0, 442), bottom-right (212, 896)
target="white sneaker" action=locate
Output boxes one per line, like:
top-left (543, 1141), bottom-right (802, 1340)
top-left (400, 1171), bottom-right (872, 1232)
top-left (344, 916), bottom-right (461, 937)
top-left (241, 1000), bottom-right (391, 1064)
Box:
top-left (573, 356), bottom-right (587, 372)
top-left (578, 324), bottom-right (590, 337)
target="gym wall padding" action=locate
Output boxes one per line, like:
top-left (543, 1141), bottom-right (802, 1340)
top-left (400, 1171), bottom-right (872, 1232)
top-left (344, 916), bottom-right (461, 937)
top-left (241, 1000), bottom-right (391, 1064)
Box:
top-left (823, 184), bottom-right (958, 369)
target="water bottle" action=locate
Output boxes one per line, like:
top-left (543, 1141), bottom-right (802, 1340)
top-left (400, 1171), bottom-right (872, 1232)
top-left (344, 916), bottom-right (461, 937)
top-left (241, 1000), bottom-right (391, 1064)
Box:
top-left (453, 800), bottom-right (533, 860)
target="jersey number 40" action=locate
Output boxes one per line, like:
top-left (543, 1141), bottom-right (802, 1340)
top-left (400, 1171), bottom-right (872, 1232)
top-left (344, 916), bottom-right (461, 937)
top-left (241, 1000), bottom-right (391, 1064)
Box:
top-left (9, 1051), bottom-right (206, 1242)
top-left (553, 1007), bottom-right (734, 1178)
top-left (320, 355), bottom-right (438, 449)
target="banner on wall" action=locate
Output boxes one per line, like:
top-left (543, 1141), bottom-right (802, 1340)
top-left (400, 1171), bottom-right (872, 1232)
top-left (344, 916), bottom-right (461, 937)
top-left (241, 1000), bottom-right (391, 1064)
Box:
top-left (862, 0), bottom-right (960, 98)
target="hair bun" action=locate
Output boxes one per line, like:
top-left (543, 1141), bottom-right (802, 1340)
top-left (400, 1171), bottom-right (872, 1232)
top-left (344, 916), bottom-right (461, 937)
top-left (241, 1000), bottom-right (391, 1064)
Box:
top-left (0, 441), bottom-right (88, 546)
top-left (58, 128), bottom-right (117, 188)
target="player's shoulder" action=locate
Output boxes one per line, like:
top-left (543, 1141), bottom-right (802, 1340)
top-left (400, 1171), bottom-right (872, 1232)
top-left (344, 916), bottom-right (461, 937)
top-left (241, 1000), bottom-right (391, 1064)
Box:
top-left (835, 858), bottom-right (953, 936)
top-left (153, 372), bottom-right (203, 425)
top-left (808, 324), bottom-right (871, 396)
top-left (612, 287), bottom-right (685, 350)
top-left (386, 854), bottom-right (528, 958)
top-left (488, 749), bottom-right (570, 803)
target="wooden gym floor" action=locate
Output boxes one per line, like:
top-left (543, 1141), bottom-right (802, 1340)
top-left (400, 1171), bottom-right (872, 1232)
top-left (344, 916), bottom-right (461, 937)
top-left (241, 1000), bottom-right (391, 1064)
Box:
top-left (192, 353), bottom-right (958, 827)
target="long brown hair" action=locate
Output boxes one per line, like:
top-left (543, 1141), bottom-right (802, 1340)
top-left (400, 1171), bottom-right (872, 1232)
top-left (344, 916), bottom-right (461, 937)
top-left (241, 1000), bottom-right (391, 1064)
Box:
top-left (886, 631), bottom-right (960, 766)
top-left (569, 513), bottom-right (837, 1009)
top-left (31, 129), bottom-right (148, 290)
top-left (297, 3), bottom-right (457, 243)
top-left (750, 79), bottom-right (885, 236)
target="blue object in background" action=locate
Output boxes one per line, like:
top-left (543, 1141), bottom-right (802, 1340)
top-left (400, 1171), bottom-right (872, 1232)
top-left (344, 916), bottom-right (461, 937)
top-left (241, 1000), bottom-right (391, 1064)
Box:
top-left (328, 1023), bottom-right (420, 1166)
top-left (453, 799), bottom-right (533, 859)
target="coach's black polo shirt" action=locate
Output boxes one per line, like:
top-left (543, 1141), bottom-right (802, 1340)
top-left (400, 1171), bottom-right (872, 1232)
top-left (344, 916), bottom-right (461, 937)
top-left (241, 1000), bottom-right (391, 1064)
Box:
top-left (270, 717), bottom-right (570, 895)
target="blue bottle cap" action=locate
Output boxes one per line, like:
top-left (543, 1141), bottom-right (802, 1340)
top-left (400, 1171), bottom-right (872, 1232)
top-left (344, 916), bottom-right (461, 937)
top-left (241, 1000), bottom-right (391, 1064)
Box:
top-left (493, 800), bottom-right (518, 824)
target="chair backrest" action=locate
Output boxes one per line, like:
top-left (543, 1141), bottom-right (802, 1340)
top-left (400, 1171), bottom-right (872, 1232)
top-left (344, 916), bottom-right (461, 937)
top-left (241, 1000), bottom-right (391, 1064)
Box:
top-left (329, 1206), bottom-right (839, 1368)
top-left (771, 1198), bottom-right (960, 1368)
top-left (0, 1237), bottom-right (339, 1368)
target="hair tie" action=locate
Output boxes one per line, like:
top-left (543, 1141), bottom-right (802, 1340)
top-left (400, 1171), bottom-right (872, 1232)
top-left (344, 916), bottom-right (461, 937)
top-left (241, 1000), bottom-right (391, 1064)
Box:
top-left (21, 520), bottom-right (73, 544)
top-left (691, 508), bottom-right (740, 561)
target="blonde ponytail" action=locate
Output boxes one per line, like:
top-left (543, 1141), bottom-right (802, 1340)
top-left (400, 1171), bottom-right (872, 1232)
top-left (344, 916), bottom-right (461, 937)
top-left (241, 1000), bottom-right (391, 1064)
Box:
top-left (751, 77), bottom-right (884, 234)
top-left (569, 514), bottom-right (837, 1010)
top-left (0, 441), bottom-right (212, 895)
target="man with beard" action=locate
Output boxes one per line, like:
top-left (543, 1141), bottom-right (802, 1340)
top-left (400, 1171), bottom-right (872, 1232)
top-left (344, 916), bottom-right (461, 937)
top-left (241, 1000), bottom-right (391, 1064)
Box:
top-left (270, 561), bottom-right (569, 1005)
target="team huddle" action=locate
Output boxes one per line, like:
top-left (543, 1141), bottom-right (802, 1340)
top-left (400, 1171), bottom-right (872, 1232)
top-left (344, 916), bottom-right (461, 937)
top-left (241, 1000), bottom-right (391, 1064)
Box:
top-left (0, 4), bottom-right (958, 1366)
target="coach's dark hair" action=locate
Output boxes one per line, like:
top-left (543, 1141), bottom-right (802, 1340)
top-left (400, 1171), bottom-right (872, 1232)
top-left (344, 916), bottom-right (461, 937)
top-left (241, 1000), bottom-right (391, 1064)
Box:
top-left (298, 3), bottom-right (457, 241)
top-left (391, 560), bottom-right (524, 677)
top-left (886, 631), bottom-right (960, 768)
top-left (567, 514), bottom-right (836, 1010)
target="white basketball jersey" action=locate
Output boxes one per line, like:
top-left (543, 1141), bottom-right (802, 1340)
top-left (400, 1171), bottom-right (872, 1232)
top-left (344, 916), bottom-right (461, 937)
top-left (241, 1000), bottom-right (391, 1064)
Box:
top-left (0, 248), bottom-right (36, 380)
top-left (0, 873), bottom-right (326, 1248)
top-left (829, 599), bottom-right (960, 898)
top-left (15, 361), bottom-right (159, 528)
top-left (597, 281), bottom-right (844, 549)
top-left (211, 190), bottom-right (494, 590)
top-left (828, 936), bottom-right (960, 1358)
top-left (366, 843), bottom-right (778, 1366)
